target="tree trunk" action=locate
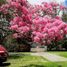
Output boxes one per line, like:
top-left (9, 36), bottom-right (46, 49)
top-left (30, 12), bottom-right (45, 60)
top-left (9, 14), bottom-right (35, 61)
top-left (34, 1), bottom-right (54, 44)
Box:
top-left (16, 38), bottom-right (31, 52)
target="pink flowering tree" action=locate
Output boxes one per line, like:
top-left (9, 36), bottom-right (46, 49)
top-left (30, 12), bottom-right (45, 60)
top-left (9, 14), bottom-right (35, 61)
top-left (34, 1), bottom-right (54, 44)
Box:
top-left (30, 2), bottom-right (67, 50)
top-left (0, 0), bottom-right (32, 51)
top-left (0, 0), bottom-right (67, 48)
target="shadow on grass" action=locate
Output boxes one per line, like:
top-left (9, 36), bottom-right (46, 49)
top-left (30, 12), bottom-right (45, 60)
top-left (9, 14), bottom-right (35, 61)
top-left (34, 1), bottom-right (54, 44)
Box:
top-left (0, 63), bottom-right (10, 67)
top-left (21, 64), bottom-right (62, 67)
top-left (9, 53), bottom-right (30, 59)
top-left (21, 64), bottom-right (47, 67)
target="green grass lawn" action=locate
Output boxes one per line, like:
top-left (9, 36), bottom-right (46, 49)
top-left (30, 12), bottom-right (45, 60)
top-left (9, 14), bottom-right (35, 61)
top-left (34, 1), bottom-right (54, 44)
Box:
top-left (1, 52), bottom-right (67, 67)
top-left (6, 52), bottom-right (47, 67)
top-left (48, 51), bottom-right (67, 58)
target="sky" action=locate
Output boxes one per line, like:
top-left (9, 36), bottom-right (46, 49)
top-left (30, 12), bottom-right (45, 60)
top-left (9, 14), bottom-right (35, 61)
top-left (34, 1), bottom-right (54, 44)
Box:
top-left (64, 0), bottom-right (67, 6)
top-left (27, 0), bottom-right (65, 5)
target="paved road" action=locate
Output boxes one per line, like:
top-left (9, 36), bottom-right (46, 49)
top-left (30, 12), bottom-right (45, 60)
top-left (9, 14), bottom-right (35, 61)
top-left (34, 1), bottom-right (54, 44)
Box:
top-left (31, 52), bottom-right (67, 62)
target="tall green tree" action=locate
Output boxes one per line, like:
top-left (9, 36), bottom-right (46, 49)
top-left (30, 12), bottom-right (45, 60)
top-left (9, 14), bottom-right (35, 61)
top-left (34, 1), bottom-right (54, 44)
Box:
top-left (62, 11), bottom-right (67, 22)
top-left (0, 0), bottom-right (12, 44)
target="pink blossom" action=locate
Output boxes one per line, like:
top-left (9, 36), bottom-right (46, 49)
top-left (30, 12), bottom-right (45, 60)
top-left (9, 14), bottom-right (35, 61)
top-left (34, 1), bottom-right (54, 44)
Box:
top-left (55, 16), bottom-right (61, 20)
top-left (64, 27), bottom-right (67, 34)
top-left (52, 19), bottom-right (62, 26)
top-left (32, 31), bottom-right (43, 38)
top-left (34, 36), bottom-right (40, 42)
top-left (42, 33), bottom-right (48, 39)
top-left (50, 2), bottom-right (59, 7)
top-left (10, 2), bottom-right (20, 8)
top-left (20, 0), bottom-right (27, 6)
top-left (24, 14), bottom-right (32, 22)
top-left (43, 2), bottom-right (49, 7)
top-left (58, 23), bottom-right (66, 30)
top-left (22, 26), bottom-right (30, 32)
top-left (10, 25), bottom-right (18, 30)
top-left (6, 0), bottom-right (12, 3)
top-left (21, 6), bottom-right (28, 15)
top-left (32, 31), bottom-right (37, 35)
top-left (56, 35), bottom-right (63, 41)
top-left (43, 28), bottom-right (48, 33)
top-left (60, 5), bottom-right (65, 10)
top-left (45, 23), bottom-right (52, 29)
top-left (60, 30), bottom-right (64, 35)
top-left (36, 32), bottom-right (43, 38)
top-left (18, 22), bottom-right (26, 26)
top-left (18, 26), bottom-right (30, 32)
top-left (13, 17), bottom-right (22, 24)
top-left (53, 27), bottom-right (59, 33)
top-left (48, 29), bottom-right (55, 38)
top-left (47, 40), bottom-right (51, 44)
top-left (18, 27), bottom-right (23, 32)
top-left (13, 33), bottom-right (18, 38)
top-left (31, 25), bottom-right (36, 31)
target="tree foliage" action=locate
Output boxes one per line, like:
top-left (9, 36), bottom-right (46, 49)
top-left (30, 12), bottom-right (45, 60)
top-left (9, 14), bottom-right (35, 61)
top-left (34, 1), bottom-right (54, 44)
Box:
top-left (0, 0), bottom-right (67, 46)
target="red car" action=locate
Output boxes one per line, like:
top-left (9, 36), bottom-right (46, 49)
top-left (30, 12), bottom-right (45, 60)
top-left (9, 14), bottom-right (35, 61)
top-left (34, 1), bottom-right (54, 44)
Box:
top-left (0, 45), bottom-right (8, 63)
